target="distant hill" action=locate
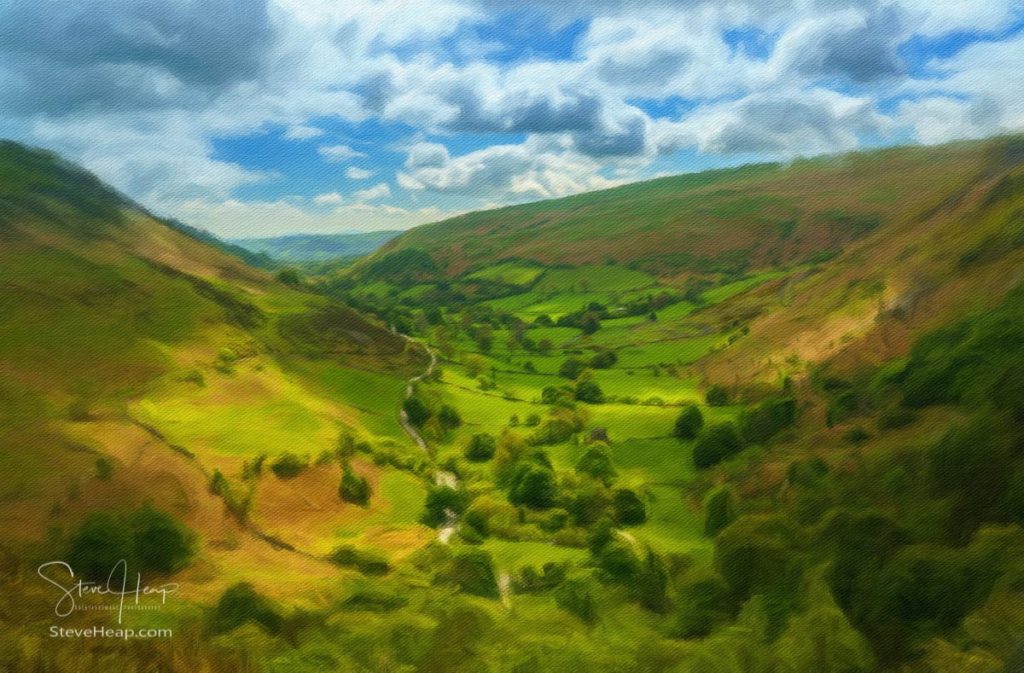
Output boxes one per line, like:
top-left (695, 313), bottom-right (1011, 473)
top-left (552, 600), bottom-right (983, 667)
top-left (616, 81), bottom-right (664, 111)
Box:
top-left (375, 137), bottom-right (1023, 281)
top-left (231, 230), bottom-right (400, 262)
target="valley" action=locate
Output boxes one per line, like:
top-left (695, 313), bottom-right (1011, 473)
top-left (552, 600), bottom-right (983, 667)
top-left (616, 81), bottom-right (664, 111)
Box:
top-left (1, 135), bottom-right (1024, 672)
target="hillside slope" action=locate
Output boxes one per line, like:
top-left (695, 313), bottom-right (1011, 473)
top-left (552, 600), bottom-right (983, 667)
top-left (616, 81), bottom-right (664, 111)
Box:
top-left (380, 136), bottom-right (1017, 279)
top-left (0, 141), bottom-right (429, 604)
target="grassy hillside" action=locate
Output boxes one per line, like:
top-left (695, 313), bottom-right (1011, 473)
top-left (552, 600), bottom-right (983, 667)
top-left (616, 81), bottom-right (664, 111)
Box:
top-left (0, 142), bottom-right (433, 636)
top-left (3, 137), bottom-right (1024, 673)
top-left (377, 137), bottom-right (1010, 279)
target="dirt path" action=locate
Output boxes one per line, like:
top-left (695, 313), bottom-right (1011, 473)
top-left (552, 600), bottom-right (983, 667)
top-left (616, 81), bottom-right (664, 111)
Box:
top-left (399, 335), bottom-right (437, 452)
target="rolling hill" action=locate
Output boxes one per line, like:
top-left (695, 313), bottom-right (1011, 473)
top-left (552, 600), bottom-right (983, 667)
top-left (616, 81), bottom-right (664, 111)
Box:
top-left (231, 230), bottom-right (400, 263)
top-left (3, 136), bottom-right (1024, 673)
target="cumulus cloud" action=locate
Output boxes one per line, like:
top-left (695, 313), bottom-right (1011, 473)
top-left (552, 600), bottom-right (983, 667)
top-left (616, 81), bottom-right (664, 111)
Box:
top-left (318, 144), bottom-right (367, 161)
top-left (346, 166), bottom-right (373, 179)
top-left (1, 0), bottom-right (1022, 234)
top-left (398, 136), bottom-right (621, 200)
top-left (353, 183), bottom-right (392, 201)
top-left (313, 191), bottom-right (344, 206)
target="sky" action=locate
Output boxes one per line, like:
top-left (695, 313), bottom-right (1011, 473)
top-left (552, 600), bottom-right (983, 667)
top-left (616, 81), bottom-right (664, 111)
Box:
top-left (1, 0), bottom-right (1022, 238)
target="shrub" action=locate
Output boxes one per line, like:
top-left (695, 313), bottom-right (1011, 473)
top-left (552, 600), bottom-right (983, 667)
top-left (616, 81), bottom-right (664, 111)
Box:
top-left (597, 541), bottom-right (641, 580)
top-left (67, 512), bottom-right (135, 582)
top-left (703, 486), bottom-right (739, 537)
top-left (525, 413), bottom-right (541, 427)
top-left (509, 463), bottom-right (557, 509)
top-left (541, 385), bottom-right (574, 406)
top-left (270, 452), bottom-right (307, 479)
top-left (613, 489), bottom-right (647, 526)
top-left (555, 578), bottom-right (597, 624)
top-left (402, 396), bottom-right (432, 427)
top-left (739, 396), bottom-right (796, 443)
top-left (673, 404), bottom-right (704, 440)
top-left (693, 423), bottom-right (743, 469)
top-left (574, 380), bottom-right (605, 404)
top-left (275, 268), bottom-right (301, 285)
top-left (94, 456), bottom-right (114, 481)
top-left (437, 404), bottom-right (462, 430)
top-left (706, 384), bottom-right (730, 407)
top-left (210, 583), bottom-right (283, 635)
top-left (674, 571), bottom-right (737, 638)
top-left (877, 408), bottom-right (916, 430)
top-left (328, 545), bottom-right (389, 575)
top-left (590, 350), bottom-right (618, 369)
top-left (575, 447), bottom-right (616, 484)
top-left (339, 467), bottom-right (372, 507)
top-left (421, 486), bottom-right (469, 527)
top-left (464, 433), bottom-right (497, 462)
top-left (129, 504), bottom-right (196, 575)
top-left (559, 357), bottom-right (587, 380)
top-left (449, 550), bottom-right (499, 598)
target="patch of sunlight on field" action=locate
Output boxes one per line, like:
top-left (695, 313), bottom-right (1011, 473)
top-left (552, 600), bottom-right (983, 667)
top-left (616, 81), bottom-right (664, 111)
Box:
top-left (131, 361), bottom-right (344, 463)
top-left (597, 369), bottom-right (701, 402)
top-left (466, 262), bottom-right (545, 286)
top-left (634, 484), bottom-right (711, 559)
top-left (483, 539), bottom-right (588, 569)
top-left (308, 362), bottom-right (409, 441)
top-left (614, 335), bottom-right (722, 368)
top-left (586, 404), bottom-right (677, 441)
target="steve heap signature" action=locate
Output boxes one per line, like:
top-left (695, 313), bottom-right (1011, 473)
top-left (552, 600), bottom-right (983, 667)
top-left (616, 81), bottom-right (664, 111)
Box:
top-left (37, 560), bottom-right (179, 623)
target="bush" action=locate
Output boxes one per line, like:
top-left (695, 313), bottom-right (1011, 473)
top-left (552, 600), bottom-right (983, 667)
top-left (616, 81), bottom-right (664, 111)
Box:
top-left (275, 268), bottom-right (301, 285)
top-left (590, 350), bottom-right (618, 369)
top-left (559, 357), bottom-right (587, 380)
top-left (328, 545), bottom-right (389, 575)
top-left (554, 578), bottom-right (597, 624)
top-left (693, 423), bottom-right (743, 469)
top-left (210, 583), bottom-right (283, 635)
top-left (464, 433), bottom-right (497, 462)
top-left (703, 486), bottom-right (739, 537)
top-left (706, 384), bottom-right (730, 407)
top-left (739, 396), bottom-right (796, 443)
top-left (422, 486), bottom-right (469, 527)
top-left (509, 463), bottom-right (557, 509)
top-left (95, 456), bottom-right (114, 481)
top-left (613, 489), bottom-right (647, 526)
top-left (68, 512), bottom-right (135, 582)
top-left (129, 504), bottom-right (196, 575)
top-left (437, 404), bottom-right (462, 430)
top-left (575, 447), bottom-right (616, 484)
top-left (877, 408), bottom-right (916, 430)
top-left (68, 507), bottom-right (196, 581)
top-left (541, 385), bottom-right (574, 406)
top-left (574, 380), bottom-right (605, 404)
top-left (339, 467), bottom-right (372, 507)
top-left (449, 550), bottom-right (499, 598)
top-left (674, 571), bottom-right (737, 638)
top-left (403, 396), bottom-right (432, 427)
top-left (673, 404), bottom-right (704, 440)
top-left (270, 452), bottom-right (307, 479)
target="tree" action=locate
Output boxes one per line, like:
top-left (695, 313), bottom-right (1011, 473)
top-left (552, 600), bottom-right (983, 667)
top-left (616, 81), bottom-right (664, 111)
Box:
top-left (275, 268), bottom-right (301, 285)
top-left (575, 447), bottom-right (616, 484)
top-left (130, 504), bottom-right (196, 574)
top-left (703, 485), bottom-right (739, 537)
top-left (422, 486), bottom-right (469, 527)
top-left (740, 397), bottom-right (797, 443)
top-left (554, 578), bottom-right (596, 624)
top-left (706, 384), bottom-right (730, 407)
top-left (693, 423), bottom-right (743, 469)
top-left (449, 550), bottom-right (499, 598)
top-left (559, 357), bottom-right (587, 380)
top-left (509, 463), bottom-right (557, 509)
top-left (575, 380), bottom-right (605, 404)
top-left (339, 467), bottom-right (372, 507)
top-left (210, 583), bottom-right (283, 635)
top-left (68, 512), bottom-right (134, 581)
top-left (590, 350), bottom-right (618, 369)
top-left (613, 488), bottom-right (647, 526)
top-left (580, 313), bottom-right (601, 335)
top-left (269, 452), bottom-right (307, 479)
top-left (437, 404), bottom-right (462, 431)
top-left (464, 433), bottom-right (497, 462)
top-left (402, 396), bottom-right (431, 427)
top-left (673, 404), bottom-right (704, 440)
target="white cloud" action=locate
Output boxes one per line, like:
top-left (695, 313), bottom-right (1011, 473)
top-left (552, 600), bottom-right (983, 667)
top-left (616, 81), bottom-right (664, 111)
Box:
top-left (176, 197), bottom-right (457, 237)
top-left (283, 124), bottom-right (324, 140)
top-left (353, 183), bottom-right (392, 201)
top-left (313, 191), bottom-right (344, 205)
top-left (318, 144), bottom-right (367, 161)
top-left (346, 166), bottom-right (373, 179)
top-left (398, 135), bottom-right (623, 201)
